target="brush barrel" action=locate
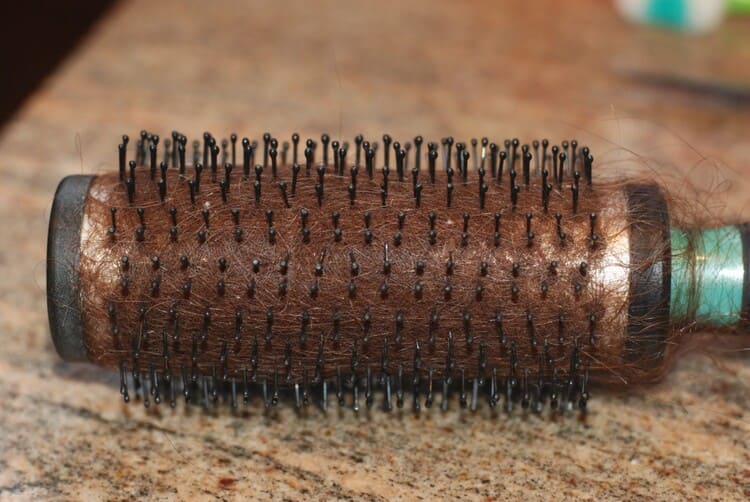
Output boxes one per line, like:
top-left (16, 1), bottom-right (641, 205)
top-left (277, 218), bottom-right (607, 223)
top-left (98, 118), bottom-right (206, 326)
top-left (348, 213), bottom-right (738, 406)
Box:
top-left (44, 165), bottom-right (749, 394)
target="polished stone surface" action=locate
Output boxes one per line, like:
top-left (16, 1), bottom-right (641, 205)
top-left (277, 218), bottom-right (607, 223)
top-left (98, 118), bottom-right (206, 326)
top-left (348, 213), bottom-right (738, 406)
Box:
top-left (0, 0), bottom-right (748, 499)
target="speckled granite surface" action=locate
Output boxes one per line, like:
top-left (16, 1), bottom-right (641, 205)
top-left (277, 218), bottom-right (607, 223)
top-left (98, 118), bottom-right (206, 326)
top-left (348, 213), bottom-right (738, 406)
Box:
top-left (0, 0), bottom-right (749, 499)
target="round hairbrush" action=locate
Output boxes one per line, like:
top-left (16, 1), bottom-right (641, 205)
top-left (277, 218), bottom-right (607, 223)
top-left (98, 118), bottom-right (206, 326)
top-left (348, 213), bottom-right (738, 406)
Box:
top-left (46, 131), bottom-right (749, 412)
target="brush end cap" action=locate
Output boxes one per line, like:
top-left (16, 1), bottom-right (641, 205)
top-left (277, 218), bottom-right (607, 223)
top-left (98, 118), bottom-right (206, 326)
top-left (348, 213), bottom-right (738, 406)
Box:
top-left (47, 175), bottom-right (93, 362)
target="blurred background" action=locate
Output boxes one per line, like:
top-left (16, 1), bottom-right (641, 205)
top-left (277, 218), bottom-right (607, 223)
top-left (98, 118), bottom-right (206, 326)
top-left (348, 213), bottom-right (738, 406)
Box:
top-left (0, 0), bottom-right (749, 499)
top-left (0, 1), bottom-right (117, 125)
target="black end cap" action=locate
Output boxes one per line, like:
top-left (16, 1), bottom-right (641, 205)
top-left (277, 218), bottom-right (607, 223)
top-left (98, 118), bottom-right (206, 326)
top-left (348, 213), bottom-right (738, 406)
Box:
top-left (741, 223), bottom-right (750, 326)
top-left (47, 175), bottom-right (93, 362)
top-left (625, 184), bottom-right (671, 365)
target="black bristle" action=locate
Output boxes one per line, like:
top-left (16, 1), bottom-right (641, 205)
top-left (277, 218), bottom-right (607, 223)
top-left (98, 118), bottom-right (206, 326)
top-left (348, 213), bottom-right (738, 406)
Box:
top-left (395, 145), bottom-right (405, 181)
top-left (444, 137), bottom-right (453, 172)
top-left (488, 142), bottom-right (498, 178)
top-left (460, 147), bottom-right (470, 182)
top-left (428, 148), bottom-right (437, 184)
top-left (365, 146), bottom-right (374, 179)
top-left (219, 180), bottom-right (228, 203)
top-left (286, 133), bottom-right (298, 166)
top-left (193, 162), bottom-right (203, 192)
top-left (254, 180), bottom-right (261, 205)
top-left (223, 163), bottom-right (232, 191)
top-left (382, 134), bottom-right (392, 167)
top-left (551, 145), bottom-right (560, 186)
top-left (471, 138), bottom-right (479, 171)
top-left (260, 133), bottom-right (271, 169)
top-left (149, 141), bottom-right (158, 180)
top-left (177, 136), bottom-right (186, 174)
top-left (241, 138), bottom-right (251, 178)
top-left (210, 141), bottom-right (219, 179)
top-left (558, 152), bottom-right (567, 187)
top-left (318, 134), bottom-right (329, 166)
top-left (522, 146), bottom-right (531, 188)
top-left (338, 144), bottom-right (347, 176)
top-left (395, 310), bottom-right (404, 344)
top-left (499, 150), bottom-right (508, 186)
top-left (353, 134), bottom-right (363, 166)
top-left (583, 147), bottom-right (593, 185)
top-left (570, 140), bottom-right (578, 173)
top-left (118, 142), bottom-right (127, 181)
top-left (510, 170), bottom-right (519, 210)
top-left (562, 140), bottom-right (570, 172)
top-left (270, 147), bottom-right (278, 179)
top-left (510, 138), bottom-right (519, 170)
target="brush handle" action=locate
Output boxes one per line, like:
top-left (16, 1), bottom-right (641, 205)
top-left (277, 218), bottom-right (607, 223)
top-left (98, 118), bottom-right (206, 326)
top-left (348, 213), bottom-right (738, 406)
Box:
top-left (670, 224), bottom-right (750, 329)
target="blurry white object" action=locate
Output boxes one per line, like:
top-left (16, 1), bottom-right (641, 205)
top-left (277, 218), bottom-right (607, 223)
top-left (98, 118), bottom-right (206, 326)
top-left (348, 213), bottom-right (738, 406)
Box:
top-left (615, 0), bottom-right (726, 32)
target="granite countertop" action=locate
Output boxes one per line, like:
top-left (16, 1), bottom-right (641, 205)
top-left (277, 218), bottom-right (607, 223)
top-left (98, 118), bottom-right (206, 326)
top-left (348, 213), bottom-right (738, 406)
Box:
top-left (0, 0), bottom-right (748, 499)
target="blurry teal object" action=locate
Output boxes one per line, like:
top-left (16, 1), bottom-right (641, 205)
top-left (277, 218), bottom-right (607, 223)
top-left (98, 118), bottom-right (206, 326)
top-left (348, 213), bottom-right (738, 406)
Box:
top-left (615, 0), bottom-right (726, 32)
top-left (647, 0), bottom-right (687, 27)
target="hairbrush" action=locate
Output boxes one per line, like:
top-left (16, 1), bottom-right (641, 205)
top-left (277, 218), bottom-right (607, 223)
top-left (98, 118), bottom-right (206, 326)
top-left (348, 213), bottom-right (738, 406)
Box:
top-left (46, 131), bottom-right (750, 413)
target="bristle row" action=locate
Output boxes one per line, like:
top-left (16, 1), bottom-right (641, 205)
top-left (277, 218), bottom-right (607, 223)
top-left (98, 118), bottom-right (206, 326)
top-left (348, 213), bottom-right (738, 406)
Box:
top-left (119, 131), bottom-right (594, 210)
top-left (117, 358), bottom-right (590, 414)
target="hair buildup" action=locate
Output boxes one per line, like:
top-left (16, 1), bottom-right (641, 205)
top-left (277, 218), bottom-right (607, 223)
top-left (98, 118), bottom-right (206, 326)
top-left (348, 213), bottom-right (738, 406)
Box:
top-left (46, 131), bottom-right (749, 412)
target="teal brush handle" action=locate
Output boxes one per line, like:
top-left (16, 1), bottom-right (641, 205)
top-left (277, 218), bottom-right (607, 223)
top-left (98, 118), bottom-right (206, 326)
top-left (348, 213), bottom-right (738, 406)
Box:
top-left (670, 224), bottom-right (750, 328)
